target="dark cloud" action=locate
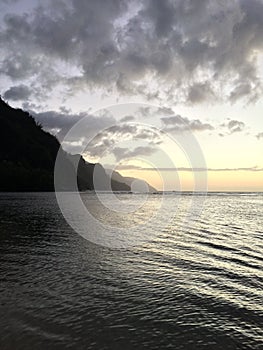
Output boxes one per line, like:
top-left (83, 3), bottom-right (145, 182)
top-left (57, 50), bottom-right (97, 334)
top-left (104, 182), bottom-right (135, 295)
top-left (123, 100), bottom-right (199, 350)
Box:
top-left (3, 84), bottom-right (31, 100)
top-left (0, 0), bottom-right (262, 103)
top-left (161, 114), bottom-right (214, 132)
top-left (0, 55), bottom-right (39, 80)
top-left (33, 111), bottom-right (83, 131)
top-left (31, 109), bottom-right (115, 140)
top-left (187, 82), bottom-right (215, 104)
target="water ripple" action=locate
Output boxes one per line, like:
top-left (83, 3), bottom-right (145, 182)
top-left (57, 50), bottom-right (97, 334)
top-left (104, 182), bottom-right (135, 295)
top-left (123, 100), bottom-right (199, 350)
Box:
top-left (0, 192), bottom-right (262, 349)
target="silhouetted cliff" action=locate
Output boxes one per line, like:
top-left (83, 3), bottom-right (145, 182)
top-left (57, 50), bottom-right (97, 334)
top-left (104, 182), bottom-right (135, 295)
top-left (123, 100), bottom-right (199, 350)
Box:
top-left (107, 170), bottom-right (157, 193)
top-left (0, 97), bottom-right (130, 192)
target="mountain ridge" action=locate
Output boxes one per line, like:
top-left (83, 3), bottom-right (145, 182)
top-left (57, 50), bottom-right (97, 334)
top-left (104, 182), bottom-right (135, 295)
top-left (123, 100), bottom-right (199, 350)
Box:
top-left (107, 169), bottom-right (157, 193)
top-left (0, 97), bottom-right (130, 192)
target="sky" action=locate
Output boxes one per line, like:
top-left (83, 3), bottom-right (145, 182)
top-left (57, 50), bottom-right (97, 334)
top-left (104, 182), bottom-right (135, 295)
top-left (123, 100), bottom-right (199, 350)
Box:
top-left (0, 0), bottom-right (262, 191)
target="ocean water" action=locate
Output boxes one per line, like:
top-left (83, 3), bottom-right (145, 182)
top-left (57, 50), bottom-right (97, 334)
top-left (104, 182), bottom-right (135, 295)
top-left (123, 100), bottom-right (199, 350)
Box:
top-left (0, 192), bottom-right (262, 350)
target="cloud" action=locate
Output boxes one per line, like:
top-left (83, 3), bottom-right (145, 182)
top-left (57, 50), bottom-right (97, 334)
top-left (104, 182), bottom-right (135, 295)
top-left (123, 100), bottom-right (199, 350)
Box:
top-left (226, 120), bottom-right (245, 133)
top-left (31, 111), bottom-right (163, 159)
top-left (256, 132), bottom-right (263, 140)
top-left (138, 106), bottom-right (175, 118)
top-left (229, 83), bottom-right (253, 103)
top-left (187, 82), bottom-right (215, 104)
top-left (0, 55), bottom-right (41, 80)
top-left (112, 145), bottom-right (157, 161)
top-left (0, 0), bottom-right (20, 3)
top-left (93, 124), bottom-right (161, 143)
top-left (0, 0), bottom-right (262, 103)
top-left (161, 114), bottom-right (214, 132)
top-left (219, 119), bottom-right (246, 135)
top-left (3, 84), bottom-right (31, 100)
top-left (31, 106), bottom-right (215, 158)
top-left (120, 115), bottom-right (135, 122)
top-left (84, 122), bottom-right (162, 159)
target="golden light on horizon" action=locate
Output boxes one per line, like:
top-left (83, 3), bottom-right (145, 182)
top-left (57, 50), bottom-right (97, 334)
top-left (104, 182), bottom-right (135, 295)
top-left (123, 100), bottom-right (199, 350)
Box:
top-left (207, 170), bottom-right (263, 192)
top-left (119, 169), bottom-right (263, 192)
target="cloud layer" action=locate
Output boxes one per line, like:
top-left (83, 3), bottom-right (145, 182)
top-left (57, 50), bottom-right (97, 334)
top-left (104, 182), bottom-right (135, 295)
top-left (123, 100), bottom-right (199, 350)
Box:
top-left (115, 164), bottom-right (263, 172)
top-left (161, 114), bottom-right (214, 132)
top-left (1, 0), bottom-right (263, 104)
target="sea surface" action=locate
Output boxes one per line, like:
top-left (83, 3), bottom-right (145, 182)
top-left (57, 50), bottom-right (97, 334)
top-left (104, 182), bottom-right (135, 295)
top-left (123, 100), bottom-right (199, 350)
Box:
top-left (0, 192), bottom-right (262, 350)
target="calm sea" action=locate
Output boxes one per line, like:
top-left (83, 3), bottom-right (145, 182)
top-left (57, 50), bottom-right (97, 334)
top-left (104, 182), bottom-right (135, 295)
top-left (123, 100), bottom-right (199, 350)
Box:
top-left (0, 192), bottom-right (262, 349)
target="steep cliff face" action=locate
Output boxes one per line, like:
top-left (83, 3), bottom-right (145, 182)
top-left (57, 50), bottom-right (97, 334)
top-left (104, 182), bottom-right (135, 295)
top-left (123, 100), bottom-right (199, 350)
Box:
top-left (0, 97), bottom-right (60, 191)
top-left (0, 98), bottom-right (130, 192)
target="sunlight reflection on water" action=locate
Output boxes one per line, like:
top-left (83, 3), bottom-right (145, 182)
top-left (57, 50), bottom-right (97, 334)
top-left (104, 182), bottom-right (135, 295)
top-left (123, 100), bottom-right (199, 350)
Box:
top-left (0, 192), bottom-right (262, 350)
